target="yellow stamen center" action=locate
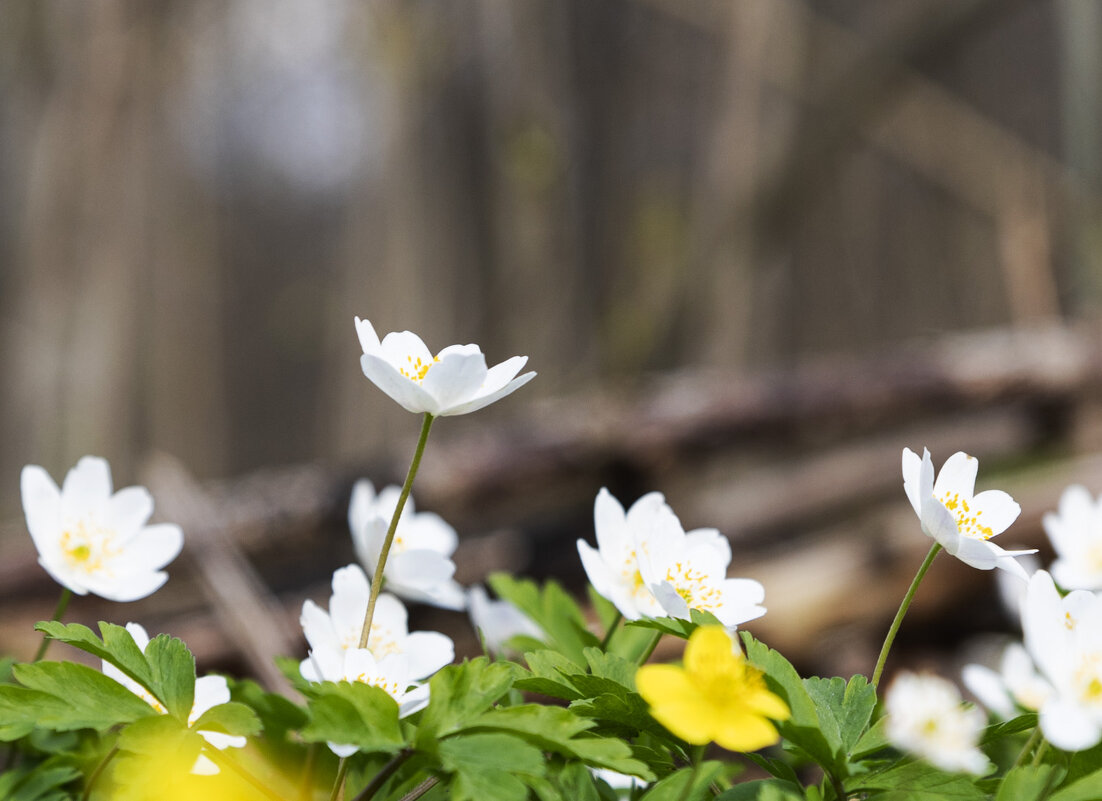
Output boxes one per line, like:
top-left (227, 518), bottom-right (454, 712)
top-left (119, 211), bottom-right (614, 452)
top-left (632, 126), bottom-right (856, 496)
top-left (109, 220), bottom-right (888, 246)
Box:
top-left (59, 520), bottom-right (120, 575)
top-left (399, 354), bottom-right (440, 383)
top-left (938, 492), bottom-right (994, 540)
top-left (664, 561), bottom-right (721, 612)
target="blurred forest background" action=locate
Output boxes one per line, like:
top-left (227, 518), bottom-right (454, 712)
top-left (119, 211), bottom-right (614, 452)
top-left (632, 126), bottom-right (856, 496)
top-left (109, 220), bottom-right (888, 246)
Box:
top-left (4, 0), bottom-right (1102, 687)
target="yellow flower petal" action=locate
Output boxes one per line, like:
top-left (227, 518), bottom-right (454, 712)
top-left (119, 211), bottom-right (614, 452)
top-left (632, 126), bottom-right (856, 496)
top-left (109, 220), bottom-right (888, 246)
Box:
top-left (713, 712), bottom-right (780, 752)
top-left (636, 664), bottom-right (698, 706)
top-left (683, 626), bottom-right (741, 677)
top-left (648, 698), bottom-right (721, 745)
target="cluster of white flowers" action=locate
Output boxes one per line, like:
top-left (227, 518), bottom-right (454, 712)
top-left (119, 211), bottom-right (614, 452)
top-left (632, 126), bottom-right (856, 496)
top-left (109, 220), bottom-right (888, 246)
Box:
top-left (577, 488), bottom-right (766, 629)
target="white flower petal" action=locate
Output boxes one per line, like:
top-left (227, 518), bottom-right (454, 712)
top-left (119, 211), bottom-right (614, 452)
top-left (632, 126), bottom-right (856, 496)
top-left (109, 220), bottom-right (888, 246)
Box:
top-left (961, 664), bottom-right (1015, 718)
top-left (901, 448), bottom-right (923, 517)
top-left (21, 465), bottom-right (61, 557)
top-left (360, 353), bottom-right (439, 414)
top-left (1041, 697), bottom-right (1102, 752)
top-left (108, 487), bottom-right (154, 537)
top-left (933, 452), bottom-right (978, 500)
top-left (192, 675), bottom-right (231, 721)
top-left (378, 330), bottom-right (434, 366)
top-left (419, 349), bottom-right (488, 410)
top-left (110, 524), bottom-right (184, 574)
top-left (593, 488), bottom-right (628, 556)
top-left (441, 370), bottom-right (536, 416)
top-left (969, 490), bottom-right (1021, 539)
top-left (61, 456), bottom-right (113, 516)
top-left (86, 571), bottom-right (169, 603)
top-left (354, 316), bottom-right (381, 354)
top-left (402, 631), bottom-right (455, 680)
top-left (329, 564), bottom-right (374, 637)
top-left (301, 599), bottom-right (343, 657)
top-left (948, 537), bottom-right (1000, 571)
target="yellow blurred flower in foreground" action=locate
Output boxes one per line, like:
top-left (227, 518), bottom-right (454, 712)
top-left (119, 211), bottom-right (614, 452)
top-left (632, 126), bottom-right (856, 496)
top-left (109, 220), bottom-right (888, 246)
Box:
top-left (635, 626), bottom-right (789, 752)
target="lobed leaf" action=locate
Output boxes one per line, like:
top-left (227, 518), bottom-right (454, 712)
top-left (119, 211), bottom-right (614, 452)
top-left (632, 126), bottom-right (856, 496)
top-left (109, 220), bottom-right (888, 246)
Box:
top-left (639, 762), bottom-right (725, 801)
top-left (438, 733), bottom-right (545, 801)
top-left (845, 760), bottom-right (987, 800)
top-left (8, 662), bottom-right (157, 732)
top-left (995, 765), bottom-right (1061, 801)
top-left (300, 680), bottom-right (405, 754)
top-left (191, 701), bottom-right (262, 738)
top-left (34, 621), bottom-right (153, 692)
top-left (416, 657), bottom-right (518, 745)
top-left (488, 573), bottom-right (599, 665)
top-left (144, 633), bottom-right (196, 723)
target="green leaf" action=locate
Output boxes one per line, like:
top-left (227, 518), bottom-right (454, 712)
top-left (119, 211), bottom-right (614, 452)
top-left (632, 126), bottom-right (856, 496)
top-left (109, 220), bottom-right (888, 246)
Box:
top-left (34, 621), bottom-right (154, 692)
top-left (845, 760), bottom-right (987, 800)
top-left (466, 704), bottom-right (654, 779)
top-left (803, 674), bottom-right (877, 757)
top-left (582, 648), bottom-right (637, 688)
top-left (191, 701), bottom-right (262, 738)
top-left (996, 765), bottom-right (1061, 801)
top-left (626, 609), bottom-right (721, 640)
top-left (488, 573), bottom-right (599, 665)
top-left (981, 713), bottom-right (1038, 745)
top-left (639, 762), bottom-right (725, 801)
top-left (851, 717), bottom-right (891, 759)
top-left (117, 714), bottom-right (202, 757)
top-left (438, 733), bottom-right (546, 801)
top-left (300, 680), bottom-right (405, 754)
top-left (9, 662), bottom-right (157, 732)
top-left (514, 650), bottom-right (584, 700)
top-left (0, 656), bottom-right (15, 684)
top-left (144, 634), bottom-right (195, 722)
top-left (744, 753), bottom-right (801, 786)
top-left (229, 678), bottom-right (308, 737)
top-left (0, 760), bottom-right (81, 801)
top-left (416, 658), bottom-right (518, 744)
top-left (557, 761), bottom-right (603, 801)
top-left (715, 779), bottom-right (806, 801)
top-left (1049, 766), bottom-right (1102, 801)
top-left (739, 633), bottom-right (836, 772)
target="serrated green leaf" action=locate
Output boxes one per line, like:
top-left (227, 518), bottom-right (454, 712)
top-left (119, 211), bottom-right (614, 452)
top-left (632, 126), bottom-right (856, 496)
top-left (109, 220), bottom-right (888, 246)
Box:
top-left (851, 716), bottom-right (891, 759)
top-left (416, 658), bottom-right (517, 745)
top-left (144, 634), bottom-right (195, 722)
top-left (514, 649), bottom-right (584, 701)
top-left (34, 621), bottom-right (154, 692)
top-left (639, 762), bottom-right (724, 801)
top-left (740, 633), bottom-right (835, 772)
top-left (582, 648), bottom-right (637, 688)
top-left (995, 765), bottom-right (1061, 801)
top-left (230, 678), bottom-right (308, 737)
top-left (715, 779), bottom-right (805, 801)
top-left (300, 680), bottom-right (405, 754)
top-left (191, 701), bottom-right (262, 738)
top-left (743, 753), bottom-right (801, 786)
top-left (626, 610), bottom-right (721, 640)
top-left (9, 662), bottom-right (157, 732)
top-left (439, 733), bottom-right (546, 801)
top-left (845, 760), bottom-right (987, 800)
top-left (803, 674), bottom-right (877, 758)
top-left (488, 574), bottom-right (599, 665)
top-left (569, 688), bottom-right (670, 741)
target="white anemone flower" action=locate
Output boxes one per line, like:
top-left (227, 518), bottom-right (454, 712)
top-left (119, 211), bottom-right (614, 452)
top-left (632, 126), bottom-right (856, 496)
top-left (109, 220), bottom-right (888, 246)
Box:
top-left (300, 564), bottom-right (454, 680)
top-left (1043, 485), bottom-right (1102, 591)
top-left (301, 644), bottom-right (429, 757)
top-left (355, 317), bottom-right (535, 417)
top-left (885, 672), bottom-right (989, 775)
top-left (102, 623), bottom-right (245, 775)
top-left (1021, 570), bottom-right (1102, 752)
top-left (962, 642), bottom-right (1053, 719)
top-left (577, 489), bottom-right (766, 628)
top-left (349, 480), bottom-right (465, 610)
top-left (21, 457), bottom-right (184, 601)
top-left (467, 585), bottom-right (543, 654)
top-left (901, 448), bottom-right (1035, 579)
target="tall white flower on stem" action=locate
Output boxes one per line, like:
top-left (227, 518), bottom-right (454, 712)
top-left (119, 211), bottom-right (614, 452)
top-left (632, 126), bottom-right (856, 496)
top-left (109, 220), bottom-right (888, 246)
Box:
top-left (355, 317), bottom-right (535, 417)
top-left (21, 457), bottom-right (184, 601)
top-left (901, 448), bottom-right (1034, 579)
top-left (102, 623), bottom-right (245, 775)
top-left (1043, 485), bottom-right (1102, 591)
top-left (1021, 570), bottom-right (1102, 752)
top-left (350, 480), bottom-right (465, 610)
top-left (300, 564), bottom-right (454, 680)
top-left (577, 489), bottom-right (765, 628)
top-left (885, 672), bottom-right (989, 775)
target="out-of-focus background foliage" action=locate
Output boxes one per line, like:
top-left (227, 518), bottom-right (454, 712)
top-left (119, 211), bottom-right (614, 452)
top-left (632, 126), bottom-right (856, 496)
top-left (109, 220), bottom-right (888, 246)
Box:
top-left (4, 0), bottom-right (1102, 686)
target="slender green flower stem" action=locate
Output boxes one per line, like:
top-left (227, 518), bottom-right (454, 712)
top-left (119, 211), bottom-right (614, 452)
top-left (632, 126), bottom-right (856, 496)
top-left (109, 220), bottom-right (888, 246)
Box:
top-left (32, 587), bottom-right (72, 662)
top-left (399, 776), bottom-right (439, 801)
top-left (871, 543), bottom-right (942, 688)
top-left (599, 611), bottom-right (623, 651)
top-left (637, 631), bottom-right (663, 666)
top-left (1031, 738), bottom-right (1050, 767)
top-left (299, 743), bottom-right (319, 801)
top-left (359, 413), bottom-right (435, 649)
top-left (1012, 727), bottom-right (1043, 770)
top-left (80, 745), bottom-right (119, 801)
top-left (352, 749), bottom-right (414, 801)
top-left (330, 758), bottom-right (350, 801)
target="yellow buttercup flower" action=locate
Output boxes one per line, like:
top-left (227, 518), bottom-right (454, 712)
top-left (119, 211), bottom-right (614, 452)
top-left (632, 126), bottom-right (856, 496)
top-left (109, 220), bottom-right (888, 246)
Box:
top-left (635, 626), bottom-right (789, 752)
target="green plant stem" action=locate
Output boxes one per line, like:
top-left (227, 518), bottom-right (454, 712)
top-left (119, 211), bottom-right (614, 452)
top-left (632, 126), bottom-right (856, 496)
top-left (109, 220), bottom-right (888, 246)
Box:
top-left (871, 543), bottom-right (941, 688)
top-left (32, 587), bottom-right (72, 662)
top-left (330, 759), bottom-right (349, 801)
top-left (400, 776), bottom-right (439, 801)
top-left (352, 749), bottom-right (414, 801)
top-left (204, 748), bottom-right (286, 801)
top-left (599, 611), bottom-right (623, 651)
top-left (1031, 738), bottom-right (1050, 767)
top-left (676, 745), bottom-right (706, 801)
top-left (359, 413), bottom-right (435, 649)
top-left (636, 631), bottom-right (663, 666)
top-left (828, 771), bottom-right (847, 801)
top-left (1012, 727), bottom-right (1043, 769)
top-left (81, 745), bottom-right (118, 801)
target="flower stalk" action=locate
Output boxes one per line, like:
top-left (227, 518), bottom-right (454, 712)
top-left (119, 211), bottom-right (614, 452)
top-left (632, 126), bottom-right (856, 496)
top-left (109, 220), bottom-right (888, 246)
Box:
top-left (32, 587), bottom-right (71, 662)
top-left (872, 542), bottom-right (942, 688)
top-left (359, 413), bottom-right (435, 649)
